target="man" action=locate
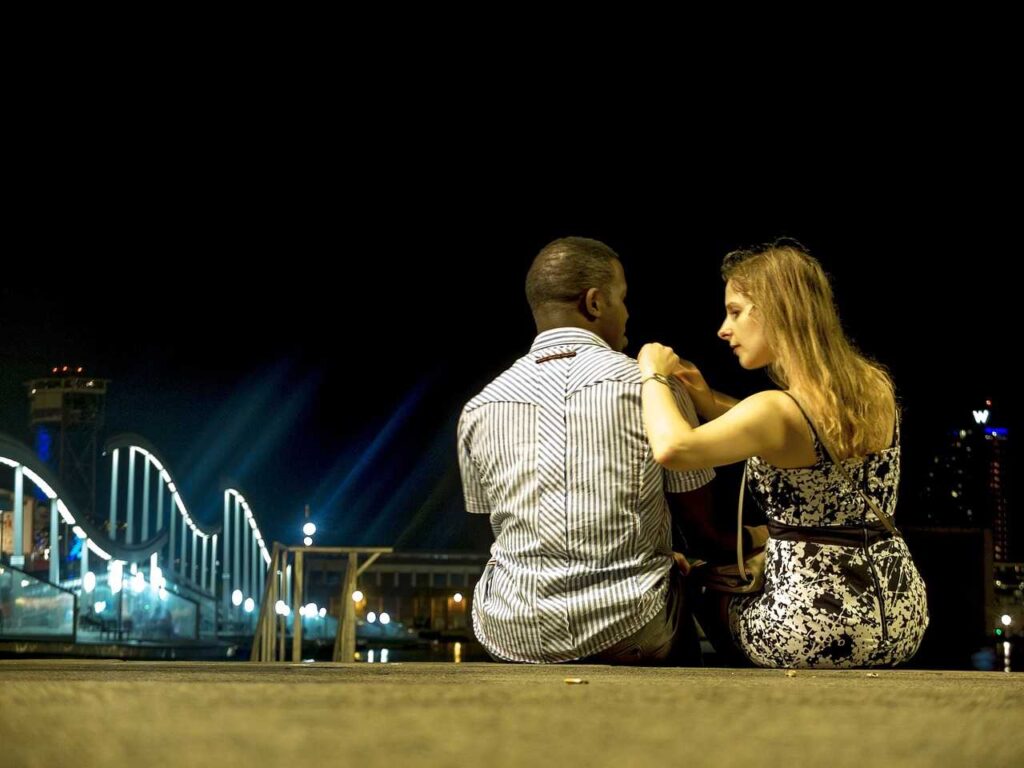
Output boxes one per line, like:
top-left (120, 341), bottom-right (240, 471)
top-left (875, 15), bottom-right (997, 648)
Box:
top-left (457, 236), bottom-right (715, 664)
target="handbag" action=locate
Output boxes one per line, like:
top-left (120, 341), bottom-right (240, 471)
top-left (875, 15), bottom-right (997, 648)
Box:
top-left (691, 469), bottom-right (769, 595)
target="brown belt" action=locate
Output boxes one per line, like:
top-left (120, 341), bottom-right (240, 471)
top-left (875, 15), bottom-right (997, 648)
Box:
top-left (767, 519), bottom-right (895, 547)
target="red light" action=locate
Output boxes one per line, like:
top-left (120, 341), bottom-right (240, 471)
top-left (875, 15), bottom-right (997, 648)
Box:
top-left (51, 367), bottom-right (58, 373)
top-left (62, 365), bottom-right (68, 372)
top-left (76, 367), bottom-right (83, 373)
top-left (986, 400), bottom-right (992, 407)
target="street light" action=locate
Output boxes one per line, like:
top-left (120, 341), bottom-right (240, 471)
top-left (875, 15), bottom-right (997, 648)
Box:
top-left (301, 504), bottom-right (315, 546)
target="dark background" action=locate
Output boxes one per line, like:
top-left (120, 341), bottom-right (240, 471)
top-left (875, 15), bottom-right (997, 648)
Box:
top-left (1, 180), bottom-right (1012, 550)
top-left (0, 69), bottom-right (1016, 554)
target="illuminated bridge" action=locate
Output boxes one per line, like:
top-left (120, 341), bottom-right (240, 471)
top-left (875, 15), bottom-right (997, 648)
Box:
top-left (0, 431), bottom-right (271, 652)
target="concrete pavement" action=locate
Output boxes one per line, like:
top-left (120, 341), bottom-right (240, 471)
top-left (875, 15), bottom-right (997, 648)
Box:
top-left (1, 660), bottom-right (1021, 767)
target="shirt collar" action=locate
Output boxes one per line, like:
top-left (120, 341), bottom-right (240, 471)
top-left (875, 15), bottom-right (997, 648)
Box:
top-left (529, 327), bottom-right (612, 353)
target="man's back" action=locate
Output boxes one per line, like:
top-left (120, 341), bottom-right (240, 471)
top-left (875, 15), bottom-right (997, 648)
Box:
top-left (458, 328), bottom-right (713, 662)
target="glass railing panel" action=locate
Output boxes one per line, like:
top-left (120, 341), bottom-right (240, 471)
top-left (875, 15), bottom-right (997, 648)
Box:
top-left (75, 571), bottom-right (199, 642)
top-left (0, 564), bottom-right (76, 640)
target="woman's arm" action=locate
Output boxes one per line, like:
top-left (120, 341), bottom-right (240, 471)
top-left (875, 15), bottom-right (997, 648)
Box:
top-left (672, 358), bottom-right (738, 421)
top-left (639, 343), bottom-right (789, 471)
top-left (706, 390), bottom-right (740, 419)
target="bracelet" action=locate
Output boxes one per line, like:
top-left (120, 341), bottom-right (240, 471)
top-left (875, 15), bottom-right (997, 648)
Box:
top-left (641, 372), bottom-right (672, 388)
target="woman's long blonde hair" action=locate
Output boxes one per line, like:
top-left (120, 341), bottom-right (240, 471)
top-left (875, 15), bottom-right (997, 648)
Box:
top-left (722, 239), bottom-right (897, 459)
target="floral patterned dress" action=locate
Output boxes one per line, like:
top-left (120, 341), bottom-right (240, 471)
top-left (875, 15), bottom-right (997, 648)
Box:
top-left (729, 400), bottom-right (929, 668)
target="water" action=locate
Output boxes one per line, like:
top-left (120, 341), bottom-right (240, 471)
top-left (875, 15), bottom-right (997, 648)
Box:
top-left (354, 640), bottom-right (490, 663)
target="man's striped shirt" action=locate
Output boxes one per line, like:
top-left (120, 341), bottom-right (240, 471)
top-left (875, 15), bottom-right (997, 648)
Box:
top-left (458, 328), bottom-right (714, 662)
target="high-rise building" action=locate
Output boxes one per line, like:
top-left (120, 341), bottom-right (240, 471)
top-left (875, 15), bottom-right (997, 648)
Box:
top-left (920, 400), bottom-right (1013, 561)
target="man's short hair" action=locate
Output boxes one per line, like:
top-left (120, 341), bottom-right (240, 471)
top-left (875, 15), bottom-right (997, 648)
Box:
top-left (525, 237), bottom-right (621, 313)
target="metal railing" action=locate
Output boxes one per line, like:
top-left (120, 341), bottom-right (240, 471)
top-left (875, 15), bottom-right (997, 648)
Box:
top-left (250, 544), bottom-right (392, 662)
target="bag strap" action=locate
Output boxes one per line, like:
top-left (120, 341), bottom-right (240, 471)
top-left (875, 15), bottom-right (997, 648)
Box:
top-left (734, 466), bottom-right (748, 579)
top-left (782, 391), bottom-right (901, 538)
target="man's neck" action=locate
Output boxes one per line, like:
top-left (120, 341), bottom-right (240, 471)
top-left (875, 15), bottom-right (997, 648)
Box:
top-left (534, 312), bottom-right (596, 336)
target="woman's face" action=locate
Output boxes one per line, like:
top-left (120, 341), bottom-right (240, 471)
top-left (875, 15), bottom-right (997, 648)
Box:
top-left (718, 280), bottom-right (774, 369)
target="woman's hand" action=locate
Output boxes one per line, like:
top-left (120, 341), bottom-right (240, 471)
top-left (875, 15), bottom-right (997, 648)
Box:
top-left (639, 344), bottom-right (718, 419)
top-left (671, 358), bottom-right (716, 419)
top-left (637, 342), bottom-right (681, 377)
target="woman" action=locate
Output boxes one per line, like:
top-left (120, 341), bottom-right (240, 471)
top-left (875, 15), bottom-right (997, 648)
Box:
top-left (638, 239), bottom-right (928, 668)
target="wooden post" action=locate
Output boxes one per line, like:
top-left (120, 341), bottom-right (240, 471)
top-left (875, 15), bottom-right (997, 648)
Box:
top-left (251, 543), bottom-right (280, 662)
top-left (291, 549), bottom-right (304, 662)
top-left (265, 548), bottom-right (278, 660)
top-left (277, 549), bottom-right (287, 662)
top-left (278, 613), bottom-right (285, 662)
top-left (333, 552), bottom-right (359, 662)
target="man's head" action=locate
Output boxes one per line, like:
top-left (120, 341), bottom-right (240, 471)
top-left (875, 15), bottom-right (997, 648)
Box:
top-left (525, 237), bottom-right (629, 351)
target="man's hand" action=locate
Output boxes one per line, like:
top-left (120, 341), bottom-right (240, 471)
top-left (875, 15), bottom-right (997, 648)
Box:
top-left (672, 551), bottom-right (693, 576)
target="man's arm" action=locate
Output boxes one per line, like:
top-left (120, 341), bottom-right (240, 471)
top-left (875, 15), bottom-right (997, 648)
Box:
top-left (457, 409), bottom-right (492, 516)
top-left (666, 486), bottom-right (749, 564)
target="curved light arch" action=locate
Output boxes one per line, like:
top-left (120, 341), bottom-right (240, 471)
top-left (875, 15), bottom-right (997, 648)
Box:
top-left (104, 434), bottom-right (218, 541)
top-left (3, 430), bottom-right (269, 634)
top-left (104, 433), bottom-right (227, 598)
top-left (1, 432), bottom-right (169, 567)
top-left (223, 488), bottom-right (271, 566)
top-left (221, 487), bottom-right (271, 614)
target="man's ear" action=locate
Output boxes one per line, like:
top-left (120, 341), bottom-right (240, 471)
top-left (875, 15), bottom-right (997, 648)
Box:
top-left (582, 287), bottom-right (602, 318)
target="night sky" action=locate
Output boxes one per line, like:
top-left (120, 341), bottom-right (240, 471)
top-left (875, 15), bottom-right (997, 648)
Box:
top-left (0, 163), bottom-right (1013, 552)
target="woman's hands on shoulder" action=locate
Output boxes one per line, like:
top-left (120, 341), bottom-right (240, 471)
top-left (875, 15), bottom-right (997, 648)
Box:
top-left (637, 342), bottom-right (679, 378)
top-left (671, 357), bottom-right (716, 419)
top-left (638, 343), bottom-right (716, 419)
